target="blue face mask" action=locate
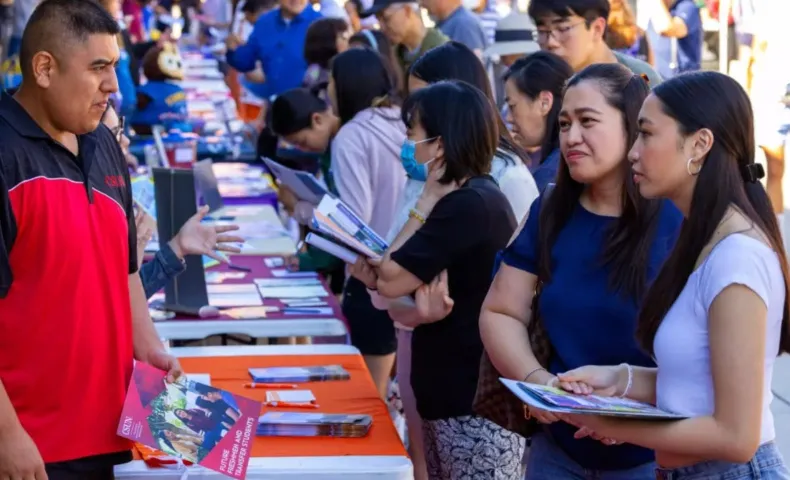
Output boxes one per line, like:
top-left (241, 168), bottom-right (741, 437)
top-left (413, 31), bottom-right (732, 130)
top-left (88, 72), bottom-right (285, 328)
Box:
top-left (400, 138), bottom-right (436, 181)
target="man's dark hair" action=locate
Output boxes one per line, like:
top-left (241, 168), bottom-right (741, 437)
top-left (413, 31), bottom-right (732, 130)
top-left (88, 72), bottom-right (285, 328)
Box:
top-left (19, 0), bottom-right (120, 78)
top-left (528, 0), bottom-right (609, 25)
top-left (241, 0), bottom-right (277, 14)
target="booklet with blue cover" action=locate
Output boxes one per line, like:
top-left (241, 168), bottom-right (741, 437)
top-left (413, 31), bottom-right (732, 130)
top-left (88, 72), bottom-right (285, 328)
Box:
top-left (248, 365), bottom-right (350, 383)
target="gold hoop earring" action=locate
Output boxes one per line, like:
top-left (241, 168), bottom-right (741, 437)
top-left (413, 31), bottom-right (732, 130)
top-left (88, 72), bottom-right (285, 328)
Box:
top-left (686, 158), bottom-right (701, 176)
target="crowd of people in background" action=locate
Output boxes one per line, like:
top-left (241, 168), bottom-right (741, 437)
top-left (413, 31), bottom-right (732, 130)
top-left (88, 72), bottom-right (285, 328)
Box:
top-left (1, 0), bottom-right (790, 479)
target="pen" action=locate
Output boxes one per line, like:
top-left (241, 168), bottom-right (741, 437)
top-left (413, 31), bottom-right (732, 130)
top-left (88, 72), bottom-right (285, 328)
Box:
top-left (265, 402), bottom-right (319, 409)
top-left (244, 382), bottom-right (298, 389)
top-left (283, 308), bottom-right (327, 314)
top-left (227, 264), bottom-right (252, 272)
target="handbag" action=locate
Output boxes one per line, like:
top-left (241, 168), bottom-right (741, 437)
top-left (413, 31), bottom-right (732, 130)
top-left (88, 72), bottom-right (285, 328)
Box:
top-left (472, 185), bottom-right (555, 438)
top-left (472, 278), bottom-right (552, 438)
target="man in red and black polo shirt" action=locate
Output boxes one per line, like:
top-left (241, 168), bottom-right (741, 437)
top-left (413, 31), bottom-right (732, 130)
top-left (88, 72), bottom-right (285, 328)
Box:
top-left (0, 0), bottom-right (182, 478)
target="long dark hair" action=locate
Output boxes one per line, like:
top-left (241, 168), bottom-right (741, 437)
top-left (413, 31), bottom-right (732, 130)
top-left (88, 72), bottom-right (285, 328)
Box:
top-left (408, 41), bottom-right (527, 166)
top-left (349, 30), bottom-right (403, 95)
top-left (637, 71), bottom-right (790, 355)
top-left (330, 48), bottom-right (399, 125)
top-left (304, 18), bottom-right (349, 69)
top-left (504, 51), bottom-right (573, 164)
top-left (538, 63), bottom-right (661, 300)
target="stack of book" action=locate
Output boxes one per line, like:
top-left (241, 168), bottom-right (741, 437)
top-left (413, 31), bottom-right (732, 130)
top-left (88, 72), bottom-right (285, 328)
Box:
top-left (308, 196), bottom-right (389, 262)
top-left (248, 365), bottom-right (350, 383)
top-left (256, 412), bottom-right (373, 438)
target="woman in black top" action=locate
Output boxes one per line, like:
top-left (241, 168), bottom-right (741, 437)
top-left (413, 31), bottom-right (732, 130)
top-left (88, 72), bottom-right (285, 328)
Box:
top-left (354, 80), bottom-right (524, 479)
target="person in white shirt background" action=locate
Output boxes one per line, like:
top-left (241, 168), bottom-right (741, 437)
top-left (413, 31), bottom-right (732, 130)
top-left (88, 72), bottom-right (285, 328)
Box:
top-left (558, 71), bottom-right (790, 479)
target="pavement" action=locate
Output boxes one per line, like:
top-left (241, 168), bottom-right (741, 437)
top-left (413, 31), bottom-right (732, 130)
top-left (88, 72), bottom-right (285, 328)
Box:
top-left (773, 354), bottom-right (790, 460)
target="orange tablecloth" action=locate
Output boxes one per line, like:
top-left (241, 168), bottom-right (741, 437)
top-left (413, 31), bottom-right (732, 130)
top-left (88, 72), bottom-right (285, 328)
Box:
top-left (136, 353), bottom-right (407, 459)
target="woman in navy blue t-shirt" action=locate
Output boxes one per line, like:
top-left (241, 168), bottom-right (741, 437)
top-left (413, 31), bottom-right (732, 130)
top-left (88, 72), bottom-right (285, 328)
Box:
top-left (479, 63), bottom-right (683, 479)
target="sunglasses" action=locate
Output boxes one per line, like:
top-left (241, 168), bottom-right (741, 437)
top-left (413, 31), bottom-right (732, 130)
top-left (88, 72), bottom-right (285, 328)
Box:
top-left (111, 116), bottom-right (126, 142)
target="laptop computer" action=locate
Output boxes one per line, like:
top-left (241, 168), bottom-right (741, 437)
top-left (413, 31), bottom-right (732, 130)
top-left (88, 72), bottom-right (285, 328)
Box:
top-left (192, 159), bottom-right (271, 221)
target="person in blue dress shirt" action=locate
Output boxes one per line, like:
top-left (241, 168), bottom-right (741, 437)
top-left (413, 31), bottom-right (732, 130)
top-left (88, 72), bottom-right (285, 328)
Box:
top-left (225, 0), bottom-right (321, 103)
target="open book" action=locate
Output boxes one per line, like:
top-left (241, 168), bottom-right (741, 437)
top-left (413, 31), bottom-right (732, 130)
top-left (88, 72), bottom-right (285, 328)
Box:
top-left (310, 196), bottom-right (389, 259)
top-left (262, 157), bottom-right (328, 205)
top-left (500, 378), bottom-right (687, 420)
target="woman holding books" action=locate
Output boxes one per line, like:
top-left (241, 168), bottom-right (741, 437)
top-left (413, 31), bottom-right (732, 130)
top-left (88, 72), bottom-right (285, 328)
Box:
top-left (478, 63), bottom-right (683, 479)
top-left (353, 80), bottom-right (525, 478)
top-left (550, 72), bottom-right (790, 479)
top-left (359, 41), bottom-right (538, 480)
top-left (328, 48), bottom-right (407, 398)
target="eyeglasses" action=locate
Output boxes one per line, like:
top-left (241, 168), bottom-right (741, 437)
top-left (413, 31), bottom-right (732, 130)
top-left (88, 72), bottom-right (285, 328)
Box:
top-left (536, 21), bottom-right (585, 43)
top-left (111, 116), bottom-right (125, 142)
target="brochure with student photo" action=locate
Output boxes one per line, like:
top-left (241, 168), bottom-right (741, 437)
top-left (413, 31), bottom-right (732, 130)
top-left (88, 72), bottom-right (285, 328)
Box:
top-left (118, 362), bottom-right (262, 479)
top-left (500, 378), bottom-right (687, 420)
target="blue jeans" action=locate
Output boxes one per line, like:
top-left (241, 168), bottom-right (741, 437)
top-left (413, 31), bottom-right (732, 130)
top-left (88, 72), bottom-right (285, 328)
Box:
top-left (655, 442), bottom-right (790, 479)
top-left (525, 433), bottom-right (656, 480)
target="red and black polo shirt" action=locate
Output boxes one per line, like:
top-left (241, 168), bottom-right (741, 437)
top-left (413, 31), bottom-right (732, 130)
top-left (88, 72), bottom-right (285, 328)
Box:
top-left (0, 93), bottom-right (137, 464)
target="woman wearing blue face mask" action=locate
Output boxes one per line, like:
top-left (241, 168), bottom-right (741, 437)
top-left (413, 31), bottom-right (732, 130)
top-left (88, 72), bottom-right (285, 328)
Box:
top-left (350, 43), bottom-right (538, 480)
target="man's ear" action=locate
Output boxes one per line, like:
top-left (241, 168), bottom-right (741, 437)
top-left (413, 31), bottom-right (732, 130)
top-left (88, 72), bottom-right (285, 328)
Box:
top-left (31, 51), bottom-right (57, 89)
top-left (590, 16), bottom-right (607, 41)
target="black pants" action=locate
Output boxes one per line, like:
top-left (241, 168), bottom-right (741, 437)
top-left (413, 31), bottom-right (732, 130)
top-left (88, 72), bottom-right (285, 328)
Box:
top-left (45, 451), bottom-right (131, 480)
top-left (46, 463), bottom-right (115, 480)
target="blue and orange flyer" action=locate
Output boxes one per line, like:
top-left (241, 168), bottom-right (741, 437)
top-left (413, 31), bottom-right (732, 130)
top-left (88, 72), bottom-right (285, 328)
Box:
top-left (117, 362), bottom-right (261, 479)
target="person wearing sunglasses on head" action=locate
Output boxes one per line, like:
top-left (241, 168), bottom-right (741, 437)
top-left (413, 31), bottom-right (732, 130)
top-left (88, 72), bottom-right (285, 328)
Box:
top-left (102, 104), bottom-right (245, 299)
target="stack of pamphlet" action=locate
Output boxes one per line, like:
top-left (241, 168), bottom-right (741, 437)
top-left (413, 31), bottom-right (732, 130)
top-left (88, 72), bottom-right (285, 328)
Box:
top-left (248, 365), bottom-right (350, 383)
top-left (500, 379), bottom-right (687, 419)
top-left (254, 278), bottom-right (328, 299)
top-left (256, 412), bottom-right (372, 438)
top-left (309, 196), bottom-right (389, 260)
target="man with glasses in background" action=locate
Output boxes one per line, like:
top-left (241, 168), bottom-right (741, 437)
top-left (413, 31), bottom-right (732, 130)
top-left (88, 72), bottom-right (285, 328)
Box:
top-left (528, 0), bottom-right (661, 84)
top-left (361, 0), bottom-right (448, 76)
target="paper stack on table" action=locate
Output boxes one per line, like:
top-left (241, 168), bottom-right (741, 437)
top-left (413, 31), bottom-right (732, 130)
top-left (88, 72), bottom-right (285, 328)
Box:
top-left (256, 412), bottom-right (372, 438)
top-left (248, 365), bottom-right (350, 383)
top-left (207, 284), bottom-right (263, 307)
top-left (254, 278), bottom-right (328, 299)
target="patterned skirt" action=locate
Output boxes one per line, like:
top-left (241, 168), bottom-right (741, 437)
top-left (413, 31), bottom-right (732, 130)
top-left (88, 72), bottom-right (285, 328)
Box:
top-left (423, 415), bottom-right (526, 480)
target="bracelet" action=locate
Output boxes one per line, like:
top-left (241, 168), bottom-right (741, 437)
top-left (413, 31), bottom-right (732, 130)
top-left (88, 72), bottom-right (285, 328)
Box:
top-left (619, 363), bottom-right (633, 398)
top-left (523, 367), bottom-right (546, 383)
top-left (409, 208), bottom-right (427, 224)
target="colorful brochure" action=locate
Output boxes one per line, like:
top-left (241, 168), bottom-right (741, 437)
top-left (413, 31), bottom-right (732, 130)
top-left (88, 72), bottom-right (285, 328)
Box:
top-left (500, 378), bottom-right (687, 420)
top-left (311, 196), bottom-right (388, 259)
top-left (118, 362), bottom-right (261, 479)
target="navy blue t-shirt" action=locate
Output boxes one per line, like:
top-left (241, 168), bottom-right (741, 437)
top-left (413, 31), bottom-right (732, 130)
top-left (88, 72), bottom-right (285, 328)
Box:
top-left (501, 194), bottom-right (682, 470)
top-left (647, 0), bottom-right (703, 79)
